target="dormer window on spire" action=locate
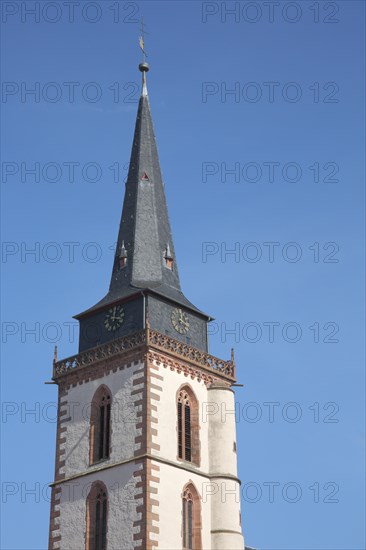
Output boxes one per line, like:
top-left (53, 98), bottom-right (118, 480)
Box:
top-left (119, 241), bottom-right (128, 269)
top-left (164, 243), bottom-right (173, 270)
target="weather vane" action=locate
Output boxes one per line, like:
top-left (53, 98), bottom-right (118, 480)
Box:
top-left (139, 17), bottom-right (148, 63)
top-left (138, 17), bottom-right (149, 95)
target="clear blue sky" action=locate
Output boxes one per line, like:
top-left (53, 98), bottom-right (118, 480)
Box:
top-left (1, 1), bottom-right (365, 549)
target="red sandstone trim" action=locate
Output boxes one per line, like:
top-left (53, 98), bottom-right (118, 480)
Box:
top-left (48, 386), bottom-right (67, 549)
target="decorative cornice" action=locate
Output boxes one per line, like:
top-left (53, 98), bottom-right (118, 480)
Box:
top-left (148, 351), bottom-right (216, 386)
top-left (53, 329), bottom-right (236, 382)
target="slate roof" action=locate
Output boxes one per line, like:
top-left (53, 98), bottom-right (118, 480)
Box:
top-left (76, 77), bottom-right (209, 320)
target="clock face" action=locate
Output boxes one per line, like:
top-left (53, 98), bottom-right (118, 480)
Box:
top-left (171, 308), bottom-right (190, 334)
top-left (104, 305), bottom-right (125, 332)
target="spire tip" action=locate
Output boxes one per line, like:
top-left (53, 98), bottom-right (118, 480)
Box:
top-left (139, 17), bottom-right (149, 96)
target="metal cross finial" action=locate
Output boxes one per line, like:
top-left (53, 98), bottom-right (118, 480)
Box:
top-left (139, 17), bottom-right (149, 62)
top-left (138, 17), bottom-right (149, 95)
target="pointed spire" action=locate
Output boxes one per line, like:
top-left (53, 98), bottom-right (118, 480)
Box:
top-left (76, 50), bottom-right (208, 319)
top-left (108, 59), bottom-right (183, 299)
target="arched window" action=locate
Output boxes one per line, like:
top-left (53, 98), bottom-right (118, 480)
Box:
top-left (86, 481), bottom-right (108, 550)
top-left (90, 386), bottom-right (111, 464)
top-left (177, 386), bottom-right (200, 466)
top-left (182, 483), bottom-right (202, 550)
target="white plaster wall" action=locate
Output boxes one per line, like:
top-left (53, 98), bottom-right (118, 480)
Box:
top-left (55, 462), bottom-right (142, 550)
top-left (154, 461), bottom-right (211, 550)
top-left (209, 477), bottom-right (241, 528)
top-left (150, 365), bottom-right (244, 549)
top-left (208, 386), bottom-right (244, 549)
top-left (150, 361), bottom-right (209, 471)
top-left (207, 387), bottom-right (238, 476)
top-left (211, 532), bottom-right (245, 550)
top-left (61, 361), bottom-right (143, 479)
top-left (56, 359), bottom-right (245, 549)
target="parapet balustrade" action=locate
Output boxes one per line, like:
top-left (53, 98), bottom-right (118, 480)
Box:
top-left (53, 328), bottom-right (235, 381)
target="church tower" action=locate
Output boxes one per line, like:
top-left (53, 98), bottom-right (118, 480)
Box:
top-left (48, 58), bottom-right (245, 550)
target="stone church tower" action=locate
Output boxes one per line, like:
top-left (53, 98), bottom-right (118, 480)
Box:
top-left (48, 60), bottom-right (245, 550)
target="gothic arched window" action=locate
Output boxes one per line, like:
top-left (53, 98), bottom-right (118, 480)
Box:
top-left (177, 386), bottom-right (200, 466)
top-left (86, 481), bottom-right (108, 550)
top-left (90, 386), bottom-right (112, 464)
top-left (182, 483), bottom-right (202, 550)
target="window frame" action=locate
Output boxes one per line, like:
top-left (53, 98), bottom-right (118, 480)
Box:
top-left (182, 482), bottom-right (202, 550)
top-left (85, 481), bottom-right (108, 550)
top-left (89, 385), bottom-right (112, 465)
top-left (177, 385), bottom-right (200, 466)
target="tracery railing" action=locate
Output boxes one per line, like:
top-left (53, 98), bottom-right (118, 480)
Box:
top-left (53, 328), bottom-right (235, 380)
top-left (147, 329), bottom-right (235, 379)
top-left (53, 330), bottom-right (147, 377)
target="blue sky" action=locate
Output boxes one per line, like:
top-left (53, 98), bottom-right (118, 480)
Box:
top-left (1, 1), bottom-right (365, 549)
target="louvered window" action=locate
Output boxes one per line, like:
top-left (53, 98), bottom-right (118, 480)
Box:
top-left (97, 393), bottom-right (111, 461)
top-left (184, 404), bottom-right (191, 461)
top-left (182, 488), bottom-right (194, 550)
top-left (86, 483), bottom-right (108, 550)
top-left (90, 387), bottom-right (112, 464)
top-left (178, 391), bottom-right (192, 462)
top-left (178, 401), bottom-right (183, 458)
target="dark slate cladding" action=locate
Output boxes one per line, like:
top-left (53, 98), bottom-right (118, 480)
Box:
top-left (146, 295), bottom-right (208, 351)
top-left (111, 94), bottom-right (181, 293)
top-left (77, 89), bottom-right (209, 320)
top-left (74, 74), bottom-right (212, 351)
top-left (78, 295), bottom-right (144, 352)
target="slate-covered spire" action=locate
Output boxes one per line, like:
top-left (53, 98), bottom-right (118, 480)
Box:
top-left (108, 60), bottom-right (182, 295)
top-left (76, 60), bottom-right (207, 318)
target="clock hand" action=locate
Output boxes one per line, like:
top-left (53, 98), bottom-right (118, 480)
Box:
top-left (179, 313), bottom-right (187, 324)
top-left (178, 315), bottom-right (188, 328)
